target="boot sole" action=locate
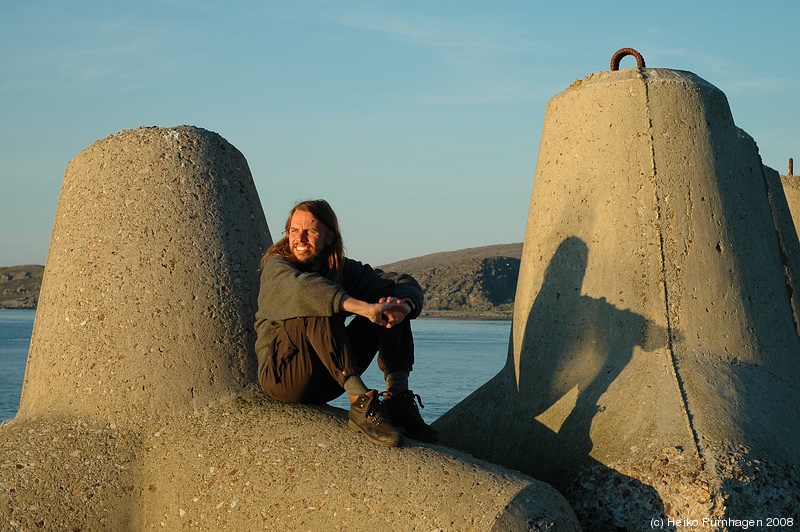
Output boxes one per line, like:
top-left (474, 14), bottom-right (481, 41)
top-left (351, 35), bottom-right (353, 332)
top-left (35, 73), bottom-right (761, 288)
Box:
top-left (394, 424), bottom-right (439, 443)
top-left (348, 419), bottom-right (403, 447)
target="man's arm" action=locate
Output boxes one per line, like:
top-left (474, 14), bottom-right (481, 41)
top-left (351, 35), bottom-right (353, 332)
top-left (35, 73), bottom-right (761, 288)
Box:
top-left (257, 256), bottom-right (347, 322)
top-left (342, 295), bottom-right (411, 328)
top-left (342, 260), bottom-right (423, 320)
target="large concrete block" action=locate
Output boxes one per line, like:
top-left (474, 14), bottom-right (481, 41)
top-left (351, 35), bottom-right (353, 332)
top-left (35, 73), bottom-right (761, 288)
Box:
top-left (780, 168), bottom-right (800, 302)
top-left (436, 66), bottom-right (800, 529)
top-left (780, 171), bottom-right (800, 233)
top-left (18, 125), bottom-right (271, 420)
top-left (0, 397), bottom-right (582, 531)
top-left (762, 161), bottom-right (800, 336)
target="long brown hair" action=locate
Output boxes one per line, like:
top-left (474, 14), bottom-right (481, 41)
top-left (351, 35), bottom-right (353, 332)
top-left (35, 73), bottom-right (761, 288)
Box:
top-left (260, 199), bottom-right (345, 281)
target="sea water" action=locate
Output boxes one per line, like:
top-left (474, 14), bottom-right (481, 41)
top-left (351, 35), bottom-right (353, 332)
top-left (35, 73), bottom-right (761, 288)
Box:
top-left (0, 309), bottom-right (35, 421)
top-left (0, 311), bottom-right (510, 422)
top-left (328, 319), bottom-right (511, 419)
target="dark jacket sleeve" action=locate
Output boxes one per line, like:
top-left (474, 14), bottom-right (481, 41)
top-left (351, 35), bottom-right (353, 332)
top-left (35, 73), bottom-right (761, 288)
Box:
top-left (256, 256), bottom-right (348, 322)
top-left (340, 259), bottom-right (424, 319)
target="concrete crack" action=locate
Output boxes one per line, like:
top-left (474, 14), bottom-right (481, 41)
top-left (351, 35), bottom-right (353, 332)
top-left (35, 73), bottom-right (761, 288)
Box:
top-left (642, 73), bottom-right (706, 465)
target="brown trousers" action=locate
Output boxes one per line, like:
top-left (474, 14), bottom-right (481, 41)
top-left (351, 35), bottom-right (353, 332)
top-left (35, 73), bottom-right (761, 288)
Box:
top-left (260, 315), bottom-right (415, 404)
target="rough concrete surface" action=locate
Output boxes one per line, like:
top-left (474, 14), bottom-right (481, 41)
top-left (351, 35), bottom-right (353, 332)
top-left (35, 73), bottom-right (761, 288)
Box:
top-left (0, 392), bottom-right (580, 531)
top-left (434, 67), bottom-right (800, 530)
top-left (18, 125), bottom-right (271, 422)
top-left (0, 126), bottom-right (580, 531)
top-left (778, 170), bottom-right (800, 332)
top-left (782, 172), bottom-right (800, 218)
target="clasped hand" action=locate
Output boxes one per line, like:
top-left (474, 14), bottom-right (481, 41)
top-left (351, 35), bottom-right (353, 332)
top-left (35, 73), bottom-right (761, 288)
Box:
top-left (373, 296), bottom-right (410, 328)
top-left (342, 295), bottom-right (411, 328)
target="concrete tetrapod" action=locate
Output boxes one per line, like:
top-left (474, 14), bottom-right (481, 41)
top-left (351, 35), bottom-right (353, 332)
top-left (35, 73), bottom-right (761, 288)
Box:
top-left (0, 126), bottom-right (580, 531)
top-left (434, 68), bottom-right (800, 530)
top-left (777, 167), bottom-right (800, 331)
top-left (779, 168), bottom-right (800, 256)
top-left (785, 174), bottom-right (800, 234)
top-left (757, 155), bottom-right (800, 338)
top-left (17, 126), bottom-right (270, 421)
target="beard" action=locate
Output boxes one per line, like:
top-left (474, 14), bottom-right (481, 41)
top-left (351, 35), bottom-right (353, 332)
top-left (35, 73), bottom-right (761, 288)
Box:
top-left (291, 242), bottom-right (327, 270)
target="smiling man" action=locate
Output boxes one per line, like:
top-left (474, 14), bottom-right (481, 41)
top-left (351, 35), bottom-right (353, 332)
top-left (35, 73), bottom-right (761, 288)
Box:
top-left (254, 199), bottom-right (438, 446)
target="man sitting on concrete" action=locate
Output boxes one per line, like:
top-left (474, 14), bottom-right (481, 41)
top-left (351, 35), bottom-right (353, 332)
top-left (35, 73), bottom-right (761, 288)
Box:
top-left (255, 199), bottom-right (438, 447)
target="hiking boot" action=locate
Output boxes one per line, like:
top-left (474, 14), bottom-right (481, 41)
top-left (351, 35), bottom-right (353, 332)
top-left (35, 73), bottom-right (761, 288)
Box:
top-left (348, 390), bottom-right (403, 447)
top-left (383, 389), bottom-right (439, 443)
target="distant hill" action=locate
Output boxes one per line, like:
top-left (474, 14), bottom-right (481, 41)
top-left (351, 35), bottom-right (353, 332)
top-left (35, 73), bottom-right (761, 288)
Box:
top-left (0, 243), bottom-right (524, 317)
top-left (380, 243), bottom-right (523, 319)
top-left (0, 265), bottom-right (44, 309)
top-left (379, 243), bottom-right (523, 273)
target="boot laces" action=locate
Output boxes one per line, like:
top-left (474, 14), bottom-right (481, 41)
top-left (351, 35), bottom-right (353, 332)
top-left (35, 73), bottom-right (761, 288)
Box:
top-left (365, 391), bottom-right (389, 425)
top-left (399, 391), bottom-right (425, 421)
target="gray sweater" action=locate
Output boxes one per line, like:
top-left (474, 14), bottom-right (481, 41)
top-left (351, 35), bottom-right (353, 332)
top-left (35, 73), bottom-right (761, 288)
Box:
top-left (254, 256), bottom-right (424, 381)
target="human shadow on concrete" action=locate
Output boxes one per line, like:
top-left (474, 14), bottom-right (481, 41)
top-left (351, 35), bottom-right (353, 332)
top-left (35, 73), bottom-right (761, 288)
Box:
top-left (435, 236), bottom-right (672, 529)
top-left (515, 236), bottom-right (667, 479)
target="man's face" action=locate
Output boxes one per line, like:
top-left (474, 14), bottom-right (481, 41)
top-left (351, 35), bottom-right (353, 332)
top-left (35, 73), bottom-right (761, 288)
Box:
top-left (288, 210), bottom-right (332, 269)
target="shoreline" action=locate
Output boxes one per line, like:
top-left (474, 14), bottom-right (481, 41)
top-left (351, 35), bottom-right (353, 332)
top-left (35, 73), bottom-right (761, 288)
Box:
top-left (1, 308), bottom-right (514, 320)
top-left (420, 310), bottom-right (513, 320)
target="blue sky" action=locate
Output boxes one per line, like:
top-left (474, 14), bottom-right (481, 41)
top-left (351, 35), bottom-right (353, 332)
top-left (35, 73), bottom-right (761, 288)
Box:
top-left (2, 1), bottom-right (798, 267)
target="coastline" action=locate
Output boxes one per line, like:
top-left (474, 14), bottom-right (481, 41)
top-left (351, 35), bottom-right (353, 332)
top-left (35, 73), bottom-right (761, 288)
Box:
top-left (420, 310), bottom-right (512, 320)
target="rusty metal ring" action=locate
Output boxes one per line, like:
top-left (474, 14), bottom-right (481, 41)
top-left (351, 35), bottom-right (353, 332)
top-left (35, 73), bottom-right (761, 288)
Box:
top-left (611, 48), bottom-right (646, 71)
